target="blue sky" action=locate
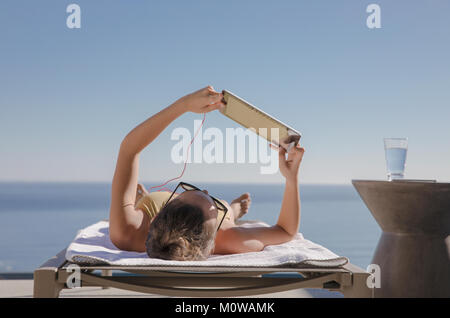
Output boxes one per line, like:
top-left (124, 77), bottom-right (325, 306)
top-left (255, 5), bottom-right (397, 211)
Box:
top-left (1, 0), bottom-right (449, 185)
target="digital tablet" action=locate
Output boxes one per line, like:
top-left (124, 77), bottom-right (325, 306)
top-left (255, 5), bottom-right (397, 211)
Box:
top-left (220, 90), bottom-right (302, 151)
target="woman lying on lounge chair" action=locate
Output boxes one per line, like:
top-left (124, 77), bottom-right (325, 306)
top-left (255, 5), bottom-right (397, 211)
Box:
top-left (109, 86), bottom-right (305, 261)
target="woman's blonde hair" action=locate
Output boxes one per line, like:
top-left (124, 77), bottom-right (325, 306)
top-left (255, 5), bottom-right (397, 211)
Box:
top-left (145, 199), bottom-right (215, 261)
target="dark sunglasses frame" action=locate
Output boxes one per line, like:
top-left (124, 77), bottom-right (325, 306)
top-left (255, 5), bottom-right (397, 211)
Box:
top-left (164, 182), bottom-right (228, 231)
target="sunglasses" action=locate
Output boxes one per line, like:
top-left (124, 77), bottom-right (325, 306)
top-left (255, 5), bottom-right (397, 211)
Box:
top-left (164, 182), bottom-right (228, 231)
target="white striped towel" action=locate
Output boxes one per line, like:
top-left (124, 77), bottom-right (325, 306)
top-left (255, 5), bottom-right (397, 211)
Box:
top-left (65, 220), bottom-right (348, 268)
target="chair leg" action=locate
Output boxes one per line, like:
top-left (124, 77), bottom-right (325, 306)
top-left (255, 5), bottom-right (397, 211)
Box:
top-left (33, 268), bottom-right (64, 298)
top-left (101, 270), bottom-right (113, 289)
top-left (341, 272), bottom-right (373, 298)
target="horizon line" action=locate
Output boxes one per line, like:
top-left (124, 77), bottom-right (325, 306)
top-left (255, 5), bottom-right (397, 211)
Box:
top-left (0, 179), bottom-right (354, 186)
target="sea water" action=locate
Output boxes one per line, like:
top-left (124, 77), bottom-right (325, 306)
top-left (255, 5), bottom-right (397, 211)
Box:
top-left (385, 147), bottom-right (407, 180)
top-left (0, 182), bottom-right (381, 272)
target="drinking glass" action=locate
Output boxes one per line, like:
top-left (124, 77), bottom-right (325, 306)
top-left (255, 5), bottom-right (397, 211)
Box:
top-left (384, 138), bottom-right (408, 181)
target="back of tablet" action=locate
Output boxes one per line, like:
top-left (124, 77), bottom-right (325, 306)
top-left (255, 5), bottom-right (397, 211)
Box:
top-left (220, 90), bottom-right (301, 150)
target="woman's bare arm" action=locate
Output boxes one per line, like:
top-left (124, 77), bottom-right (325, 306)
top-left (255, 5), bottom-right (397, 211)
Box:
top-left (109, 86), bottom-right (225, 251)
top-left (275, 146), bottom-right (302, 237)
top-left (109, 102), bottom-right (186, 250)
top-left (215, 145), bottom-right (305, 254)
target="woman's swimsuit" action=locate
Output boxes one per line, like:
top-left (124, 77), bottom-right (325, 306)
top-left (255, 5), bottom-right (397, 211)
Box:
top-left (135, 191), bottom-right (171, 220)
top-left (135, 191), bottom-right (231, 223)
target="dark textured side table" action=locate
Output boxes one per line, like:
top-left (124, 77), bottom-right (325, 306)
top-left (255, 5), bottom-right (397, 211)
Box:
top-left (352, 179), bottom-right (450, 297)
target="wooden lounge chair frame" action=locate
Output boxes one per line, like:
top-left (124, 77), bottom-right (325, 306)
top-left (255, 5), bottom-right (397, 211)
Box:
top-left (33, 249), bottom-right (373, 298)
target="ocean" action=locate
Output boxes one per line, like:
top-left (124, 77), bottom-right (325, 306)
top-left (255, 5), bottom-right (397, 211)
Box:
top-left (0, 182), bottom-right (381, 272)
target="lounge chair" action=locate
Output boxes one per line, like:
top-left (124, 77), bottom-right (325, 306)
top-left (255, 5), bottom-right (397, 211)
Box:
top-left (33, 249), bottom-right (372, 298)
top-left (33, 221), bottom-right (373, 298)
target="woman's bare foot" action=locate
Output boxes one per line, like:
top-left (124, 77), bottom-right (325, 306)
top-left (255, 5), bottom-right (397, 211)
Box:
top-left (230, 193), bottom-right (251, 220)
